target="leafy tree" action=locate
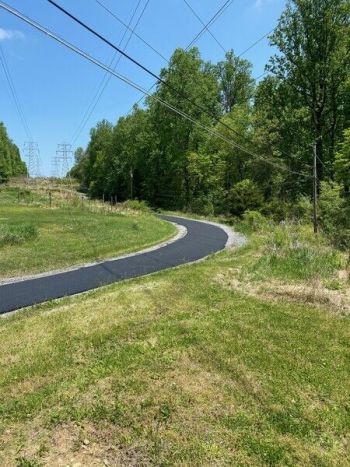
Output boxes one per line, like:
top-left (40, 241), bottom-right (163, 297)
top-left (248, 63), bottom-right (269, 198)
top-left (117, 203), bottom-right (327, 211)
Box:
top-left (227, 179), bottom-right (263, 216)
top-left (216, 50), bottom-right (255, 112)
top-left (268, 0), bottom-right (350, 180)
top-left (147, 47), bottom-right (220, 209)
top-left (334, 127), bottom-right (350, 194)
top-left (0, 122), bottom-right (27, 181)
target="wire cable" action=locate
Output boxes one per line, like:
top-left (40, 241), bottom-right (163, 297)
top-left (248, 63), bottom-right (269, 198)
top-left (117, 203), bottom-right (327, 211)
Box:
top-left (70, 0), bottom-right (149, 146)
top-left (95, 0), bottom-right (168, 64)
top-left (47, 0), bottom-right (283, 159)
top-left (0, 44), bottom-right (32, 140)
top-left (0, 1), bottom-right (312, 181)
top-left (185, 0), bottom-right (234, 50)
top-left (182, 0), bottom-right (227, 54)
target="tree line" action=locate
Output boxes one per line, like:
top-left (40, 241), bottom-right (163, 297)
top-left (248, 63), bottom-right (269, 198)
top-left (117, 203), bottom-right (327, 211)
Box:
top-left (70, 0), bottom-right (350, 243)
top-left (0, 122), bottom-right (27, 181)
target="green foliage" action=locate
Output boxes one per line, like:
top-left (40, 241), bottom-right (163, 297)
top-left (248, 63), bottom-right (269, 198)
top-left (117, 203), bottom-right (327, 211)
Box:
top-left (249, 223), bottom-right (342, 281)
top-left (0, 223), bottom-right (38, 247)
top-left (120, 199), bottom-right (150, 213)
top-left (0, 122), bottom-right (27, 181)
top-left (319, 181), bottom-right (350, 249)
top-left (69, 6), bottom-right (349, 229)
top-left (227, 179), bottom-right (263, 216)
top-left (190, 196), bottom-right (214, 216)
top-left (334, 127), bottom-right (350, 193)
top-left (241, 210), bottom-right (268, 232)
top-left (216, 50), bottom-right (255, 112)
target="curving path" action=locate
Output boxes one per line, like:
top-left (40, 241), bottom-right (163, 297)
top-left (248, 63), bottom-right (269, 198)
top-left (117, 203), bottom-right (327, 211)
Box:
top-left (0, 215), bottom-right (229, 315)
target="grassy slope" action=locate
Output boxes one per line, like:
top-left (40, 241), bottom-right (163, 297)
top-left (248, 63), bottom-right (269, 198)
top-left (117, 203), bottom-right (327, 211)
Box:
top-left (1, 224), bottom-right (349, 466)
top-left (0, 187), bottom-right (175, 278)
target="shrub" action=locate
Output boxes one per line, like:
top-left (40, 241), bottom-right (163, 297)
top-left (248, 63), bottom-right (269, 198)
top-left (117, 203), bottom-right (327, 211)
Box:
top-left (319, 181), bottom-right (350, 249)
top-left (227, 179), bottom-right (263, 216)
top-left (190, 196), bottom-right (214, 216)
top-left (0, 223), bottom-right (38, 247)
top-left (291, 195), bottom-right (313, 223)
top-left (121, 199), bottom-right (150, 213)
top-left (242, 210), bottom-right (268, 232)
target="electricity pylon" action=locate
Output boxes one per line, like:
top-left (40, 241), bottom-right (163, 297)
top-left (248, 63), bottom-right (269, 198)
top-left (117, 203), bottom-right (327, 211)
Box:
top-left (55, 143), bottom-right (73, 178)
top-left (23, 142), bottom-right (41, 177)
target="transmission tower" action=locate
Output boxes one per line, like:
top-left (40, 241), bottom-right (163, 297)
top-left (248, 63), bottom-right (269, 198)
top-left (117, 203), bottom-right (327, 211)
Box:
top-left (23, 142), bottom-right (41, 177)
top-left (51, 155), bottom-right (60, 178)
top-left (55, 143), bottom-right (73, 178)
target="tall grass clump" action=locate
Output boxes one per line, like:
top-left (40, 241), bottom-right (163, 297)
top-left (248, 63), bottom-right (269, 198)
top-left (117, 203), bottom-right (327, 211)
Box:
top-left (120, 199), bottom-right (150, 212)
top-left (246, 222), bottom-right (343, 282)
top-left (0, 223), bottom-right (38, 247)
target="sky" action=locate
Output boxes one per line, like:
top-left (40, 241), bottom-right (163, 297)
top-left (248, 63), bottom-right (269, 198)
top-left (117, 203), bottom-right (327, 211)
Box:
top-left (0, 0), bottom-right (287, 176)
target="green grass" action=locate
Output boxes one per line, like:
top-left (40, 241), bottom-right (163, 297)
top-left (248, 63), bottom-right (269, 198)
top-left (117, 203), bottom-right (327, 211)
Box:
top-left (245, 223), bottom-right (343, 282)
top-left (0, 186), bottom-right (175, 278)
top-left (0, 221), bottom-right (349, 465)
top-left (0, 222), bottom-right (38, 247)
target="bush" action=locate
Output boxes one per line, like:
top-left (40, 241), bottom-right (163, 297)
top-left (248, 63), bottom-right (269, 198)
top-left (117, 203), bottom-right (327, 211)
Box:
top-left (190, 196), bottom-right (214, 216)
top-left (319, 181), bottom-right (350, 249)
top-left (291, 195), bottom-right (313, 223)
top-left (0, 223), bottom-right (38, 247)
top-left (121, 199), bottom-right (150, 213)
top-left (242, 210), bottom-right (268, 232)
top-left (227, 179), bottom-right (263, 216)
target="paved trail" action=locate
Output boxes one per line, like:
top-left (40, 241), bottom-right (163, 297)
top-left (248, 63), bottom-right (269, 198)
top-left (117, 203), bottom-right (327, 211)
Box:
top-left (0, 215), bottom-right (229, 315)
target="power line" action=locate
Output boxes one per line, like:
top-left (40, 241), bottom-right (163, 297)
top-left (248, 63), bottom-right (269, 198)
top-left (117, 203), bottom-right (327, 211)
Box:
top-left (95, 0), bottom-right (168, 64)
top-left (48, 0), bottom-right (280, 157)
top-left (237, 28), bottom-right (274, 58)
top-left (70, 0), bottom-right (148, 146)
top-left (47, 0), bottom-right (163, 85)
top-left (0, 44), bottom-right (32, 140)
top-left (125, 9), bottom-right (274, 115)
top-left (185, 0), bottom-right (234, 50)
top-left (183, 0), bottom-right (227, 54)
top-left (0, 1), bottom-right (312, 181)
top-left (70, 0), bottom-right (143, 145)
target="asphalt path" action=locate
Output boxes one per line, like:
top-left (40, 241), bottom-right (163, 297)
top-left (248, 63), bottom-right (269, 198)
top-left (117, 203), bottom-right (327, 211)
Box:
top-left (0, 215), bottom-right (228, 315)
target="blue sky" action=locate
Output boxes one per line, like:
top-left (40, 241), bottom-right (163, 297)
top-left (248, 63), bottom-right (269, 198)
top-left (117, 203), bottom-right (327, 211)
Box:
top-left (0, 0), bottom-right (286, 176)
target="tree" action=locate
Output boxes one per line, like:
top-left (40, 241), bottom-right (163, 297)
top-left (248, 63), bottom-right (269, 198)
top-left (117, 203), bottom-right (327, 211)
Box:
top-left (147, 47), bottom-right (220, 209)
top-left (216, 50), bottom-right (255, 113)
top-left (334, 127), bottom-right (350, 194)
top-left (268, 0), bottom-right (350, 181)
top-left (0, 122), bottom-right (27, 181)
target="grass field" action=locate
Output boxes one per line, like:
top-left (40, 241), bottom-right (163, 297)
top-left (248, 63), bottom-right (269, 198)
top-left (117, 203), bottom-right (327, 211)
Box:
top-left (1, 219), bottom-right (349, 466)
top-left (0, 184), bottom-right (175, 279)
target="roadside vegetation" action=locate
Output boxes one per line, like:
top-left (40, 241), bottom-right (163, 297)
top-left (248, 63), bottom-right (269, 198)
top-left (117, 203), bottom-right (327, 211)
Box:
top-left (0, 215), bottom-right (349, 466)
top-left (0, 179), bottom-right (175, 279)
top-left (69, 0), bottom-right (350, 257)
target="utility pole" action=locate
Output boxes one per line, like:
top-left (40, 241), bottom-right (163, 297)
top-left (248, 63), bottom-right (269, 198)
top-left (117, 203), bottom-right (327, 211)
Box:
top-left (23, 142), bottom-right (41, 178)
top-left (55, 143), bottom-right (73, 178)
top-left (312, 141), bottom-right (318, 234)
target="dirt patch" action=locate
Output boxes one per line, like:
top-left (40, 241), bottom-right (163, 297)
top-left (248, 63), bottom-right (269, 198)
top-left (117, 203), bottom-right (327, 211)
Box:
top-left (216, 268), bottom-right (350, 315)
top-left (10, 422), bottom-right (151, 467)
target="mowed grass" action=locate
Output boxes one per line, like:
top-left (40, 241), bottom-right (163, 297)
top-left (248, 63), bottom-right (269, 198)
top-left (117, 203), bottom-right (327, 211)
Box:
top-left (0, 188), bottom-right (175, 279)
top-left (1, 229), bottom-right (349, 466)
